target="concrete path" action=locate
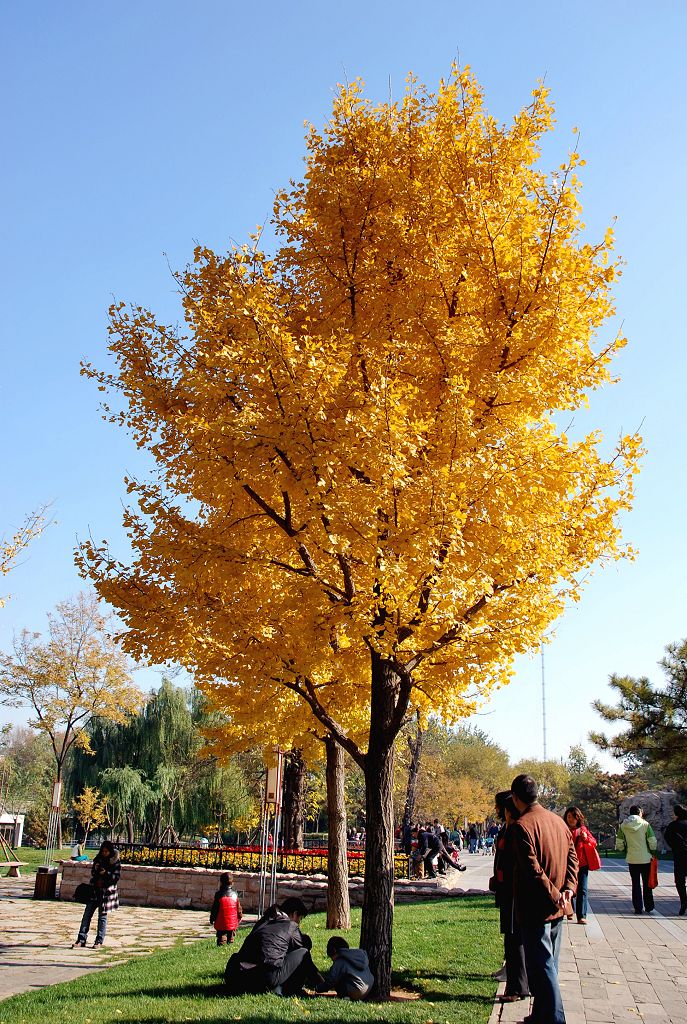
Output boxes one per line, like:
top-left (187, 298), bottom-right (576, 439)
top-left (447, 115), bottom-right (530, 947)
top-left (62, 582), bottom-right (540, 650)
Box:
top-left (490, 858), bottom-right (687, 1024)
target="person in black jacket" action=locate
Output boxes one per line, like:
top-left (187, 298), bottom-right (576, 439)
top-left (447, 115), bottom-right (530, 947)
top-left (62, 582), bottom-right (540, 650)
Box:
top-left (224, 897), bottom-right (320, 996)
top-left (664, 804), bottom-right (687, 916)
top-left (71, 842), bottom-right (121, 948)
top-left (412, 825), bottom-right (458, 878)
top-left (490, 794), bottom-right (530, 1003)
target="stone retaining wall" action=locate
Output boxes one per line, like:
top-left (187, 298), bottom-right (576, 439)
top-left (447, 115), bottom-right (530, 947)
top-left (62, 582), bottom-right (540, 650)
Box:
top-left (59, 860), bottom-right (485, 912)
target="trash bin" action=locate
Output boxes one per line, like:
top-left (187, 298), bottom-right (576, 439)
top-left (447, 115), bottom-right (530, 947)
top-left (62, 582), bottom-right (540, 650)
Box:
top-left (33, 865), bottom-right (58, 900)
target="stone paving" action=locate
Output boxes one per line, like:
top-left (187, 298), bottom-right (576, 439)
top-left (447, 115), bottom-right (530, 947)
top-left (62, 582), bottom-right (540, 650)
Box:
top-left (490, 857), bottom-right (687, 1024)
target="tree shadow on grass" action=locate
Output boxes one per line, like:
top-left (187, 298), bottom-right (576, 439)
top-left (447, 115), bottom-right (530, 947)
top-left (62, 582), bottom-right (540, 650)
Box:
top-left (111, 1019), bottom-right (363, 1024)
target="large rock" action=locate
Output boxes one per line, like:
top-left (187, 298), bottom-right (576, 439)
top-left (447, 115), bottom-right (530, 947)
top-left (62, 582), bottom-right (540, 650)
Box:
top-left (619, 790), bottom-right (680, 852)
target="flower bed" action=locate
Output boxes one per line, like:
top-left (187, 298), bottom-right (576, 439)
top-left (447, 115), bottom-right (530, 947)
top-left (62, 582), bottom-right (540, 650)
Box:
top-left (118, 842), bottom-right (410, 879)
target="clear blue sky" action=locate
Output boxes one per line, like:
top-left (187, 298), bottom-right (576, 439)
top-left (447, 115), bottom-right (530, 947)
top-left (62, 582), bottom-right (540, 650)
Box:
top-left (2, 1), bottom-right (685, 770)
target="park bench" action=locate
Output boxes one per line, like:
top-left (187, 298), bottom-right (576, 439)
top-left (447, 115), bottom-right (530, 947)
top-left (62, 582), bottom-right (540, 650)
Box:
top-left (0, 859), bottom-right (28, 877)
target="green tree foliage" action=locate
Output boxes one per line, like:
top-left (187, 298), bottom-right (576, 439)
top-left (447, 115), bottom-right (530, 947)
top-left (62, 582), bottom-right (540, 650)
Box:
top-left (512, 757), bottom-right (572, 810)
top-left (591, 638), bottom-right (687, 783)
top-left (0, 725), bottom-right (54, 844)
top-left (69, 679), bottom-right (257, 843)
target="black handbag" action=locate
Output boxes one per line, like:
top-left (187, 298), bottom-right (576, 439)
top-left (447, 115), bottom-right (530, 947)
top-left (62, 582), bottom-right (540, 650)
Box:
top-left (74, 882), bottom-right (94, 903)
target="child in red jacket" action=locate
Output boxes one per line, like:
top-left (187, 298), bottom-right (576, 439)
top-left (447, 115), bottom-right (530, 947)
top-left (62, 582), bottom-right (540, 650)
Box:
top-left (210, 873), bottom-right (243, 945)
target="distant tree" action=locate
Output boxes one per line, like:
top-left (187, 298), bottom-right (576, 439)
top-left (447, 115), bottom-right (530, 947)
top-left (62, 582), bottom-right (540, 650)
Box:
top-left (70, 680), bottom-right (260, 843)
top-left (591, 639), bottom-right (687, 782)
top-left (397, 721), bottom-right (511, 825)
top-left (71, 786), bottom-right (108, 847)
top-left (0, 724), bottom-right (53, 816)
top-left (512, 757), bottom-right (572, 810)
top-left (0, 593), bottom-right (142, 845)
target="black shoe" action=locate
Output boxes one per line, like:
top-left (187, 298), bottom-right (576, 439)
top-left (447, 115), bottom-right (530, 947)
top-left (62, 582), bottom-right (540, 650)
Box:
top-left (458, 864), bottom-right (467, 871)
top-left (71, 939), bottom-right (86, 948)
top-left (93, 940), bottom-right (103, 947)
top-left (634, 909), bottom-right (643, 914)
top-left (679, 903), bottom-right (687, 916)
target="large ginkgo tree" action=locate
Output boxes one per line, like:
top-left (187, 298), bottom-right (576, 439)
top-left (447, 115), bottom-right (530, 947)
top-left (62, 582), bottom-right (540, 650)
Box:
top-left (79, 67), bottom-right (641, 997)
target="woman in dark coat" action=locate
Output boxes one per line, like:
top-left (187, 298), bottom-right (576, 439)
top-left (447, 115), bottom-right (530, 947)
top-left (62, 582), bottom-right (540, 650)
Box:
top-left (72, 841), bottom-right (121, 948)
top-left (492, 795), bottom-right (530, 1002)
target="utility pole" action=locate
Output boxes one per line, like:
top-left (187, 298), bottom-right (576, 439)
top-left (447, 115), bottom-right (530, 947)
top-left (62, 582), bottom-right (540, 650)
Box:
top-left (541, 646), bottom-right (548, 761)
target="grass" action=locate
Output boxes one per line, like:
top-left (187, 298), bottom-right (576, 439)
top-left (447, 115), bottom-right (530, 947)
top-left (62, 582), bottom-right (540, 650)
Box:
top-left (0, 896), bottom-right (501, 1024)
top-left (10, 848), bottom-right (73, 874)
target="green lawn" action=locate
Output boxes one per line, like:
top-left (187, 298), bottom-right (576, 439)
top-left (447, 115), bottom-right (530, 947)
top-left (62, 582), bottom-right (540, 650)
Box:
top-left (10, 848), bottom-right (73, 875)
top-left (0, 897), bottom-right (501, 1024)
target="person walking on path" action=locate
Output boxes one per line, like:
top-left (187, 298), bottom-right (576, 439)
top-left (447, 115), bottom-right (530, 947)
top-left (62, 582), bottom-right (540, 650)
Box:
top-left (510, 774), bottom-right (578, 1024)
top-left (210, 872), bottom-right (243, 945)
top-left (490, 791), bottom-right (530, 1004)
top-left (71, 841), bottom-right (121, 948)
top-left (663, 803), bottom-right (687, 915)
top-left (616, 804), bottom-right (657, 914)
top-left (564, 805), bottom-right (596, 925)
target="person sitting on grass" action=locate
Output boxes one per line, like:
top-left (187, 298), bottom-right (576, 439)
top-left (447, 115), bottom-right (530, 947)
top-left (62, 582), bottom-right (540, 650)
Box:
top-left (315, 936), bottom-right (374, 1000)
top-left (224, 896), bottom-right (320, 996)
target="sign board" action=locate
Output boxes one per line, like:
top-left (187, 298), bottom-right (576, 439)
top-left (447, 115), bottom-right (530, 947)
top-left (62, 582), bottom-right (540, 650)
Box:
top-left (265, 751), bottom-right (284, 808)
top-left (52, 781), bottom-right (62, 811)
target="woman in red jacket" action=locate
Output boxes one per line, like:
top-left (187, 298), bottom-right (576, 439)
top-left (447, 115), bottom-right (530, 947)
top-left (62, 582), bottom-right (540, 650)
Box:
top-left (210, 873), bottom-right (243, 945)
top-left (564, 806), bottom-right (593, 924)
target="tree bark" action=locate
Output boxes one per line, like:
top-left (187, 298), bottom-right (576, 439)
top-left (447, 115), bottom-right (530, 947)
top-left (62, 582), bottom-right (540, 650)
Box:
top-left (325, 734), bottom-right (350, 930)
top-left (402, 715), bottom-right (424, 833)
top-left (359, 652), bottom-right (400, 1000)
top-left (281, 748), bottom-right (306, 849)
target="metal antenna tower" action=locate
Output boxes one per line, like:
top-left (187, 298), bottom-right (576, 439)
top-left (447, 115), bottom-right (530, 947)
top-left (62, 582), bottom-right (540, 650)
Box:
top-left (541, 646), bottom-right (548, 761)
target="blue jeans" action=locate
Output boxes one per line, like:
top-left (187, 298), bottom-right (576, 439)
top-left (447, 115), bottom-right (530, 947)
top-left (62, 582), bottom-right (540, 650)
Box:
top-left (521, 917), bottom-right (565, 1024)
top-left (574, 866), bottom-right (589, 920)
top-left (78, 899), bottom-right (108, 944)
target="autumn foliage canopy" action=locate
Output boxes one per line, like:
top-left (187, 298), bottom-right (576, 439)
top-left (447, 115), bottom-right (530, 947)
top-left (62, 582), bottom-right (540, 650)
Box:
top-left (82, 68), bottom-right (638, 734)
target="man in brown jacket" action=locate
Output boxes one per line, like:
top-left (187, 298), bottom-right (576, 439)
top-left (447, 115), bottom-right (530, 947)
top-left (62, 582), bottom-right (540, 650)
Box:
top-left (510, 774), bottom-right (578, 1024)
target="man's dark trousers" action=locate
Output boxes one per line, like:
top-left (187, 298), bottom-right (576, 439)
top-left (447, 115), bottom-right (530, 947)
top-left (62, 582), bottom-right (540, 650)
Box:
top-left (521, 916), bottom-right (565, 1024)
top-left (628, 863), bottom-right (654, 912)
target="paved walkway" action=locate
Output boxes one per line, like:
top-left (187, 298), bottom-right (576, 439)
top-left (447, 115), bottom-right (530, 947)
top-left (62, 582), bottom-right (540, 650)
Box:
top-left (490, 858), bottom-right (687, 1024)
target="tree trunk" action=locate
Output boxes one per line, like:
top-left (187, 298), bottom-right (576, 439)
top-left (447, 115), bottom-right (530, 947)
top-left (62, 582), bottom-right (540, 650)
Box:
top-left (126, 811), bottom-right (135, 845)
top-left (359, 652), bottom-right (399, 1000)
top-left (281, 748), bottom-right (306, 849)
top-left (149, 799), bottom-right (162, 845)
top-left (55, 767), bottom-right (63, 849)
top-left (402, 715), bottom-right (424, 834)
top-left (325, 734), bottom-right (350, 930)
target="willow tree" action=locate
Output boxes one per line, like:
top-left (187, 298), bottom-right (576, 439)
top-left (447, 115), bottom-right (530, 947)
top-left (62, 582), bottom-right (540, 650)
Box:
top-left (79, 67), bottom-right (640, 997)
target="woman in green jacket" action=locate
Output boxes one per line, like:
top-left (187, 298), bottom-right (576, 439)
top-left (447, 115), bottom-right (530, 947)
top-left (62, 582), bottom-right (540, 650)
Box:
top-left (616, 805), bottom-right (658, 913)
